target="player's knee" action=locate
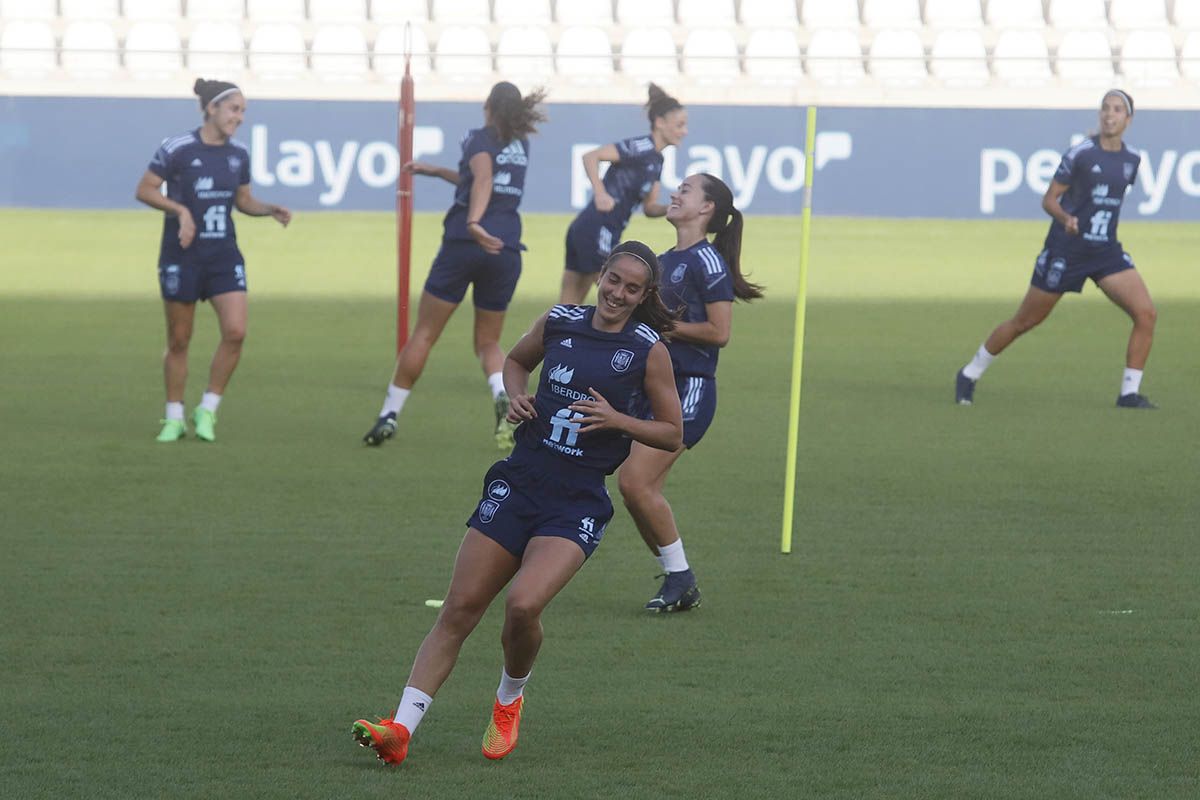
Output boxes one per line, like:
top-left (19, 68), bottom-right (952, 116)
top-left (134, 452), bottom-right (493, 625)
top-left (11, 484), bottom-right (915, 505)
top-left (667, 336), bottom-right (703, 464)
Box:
top-left (222, 326), bottom-right (246, 346)
top-left (1135, 304), bottom-right (1157, 329)
top-left (617, 472), bottom-right (648, 507)
top-left (166, 329), bottom-right (191, 353)
top-left (1012, 314), bottom-right (1044, 335)
top-left (503, 594), bottom-right (543, 630)
top-left (437, 597), bottom-right (486, 638)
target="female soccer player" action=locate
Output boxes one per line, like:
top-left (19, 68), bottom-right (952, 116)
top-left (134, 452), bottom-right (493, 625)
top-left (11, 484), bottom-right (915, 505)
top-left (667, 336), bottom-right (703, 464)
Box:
top-left (352, 241), bottom-right (683, 766)
top-left (136, 78), bottom-right (291, 443)
top-left (617, 174), bottom-right (762, 612)
top-left (956, 90), bottom-right (1158, 409)
top-left (558, 84), bottom-right (688, 304)
top-left (363, 82), bottom-right (547, 449)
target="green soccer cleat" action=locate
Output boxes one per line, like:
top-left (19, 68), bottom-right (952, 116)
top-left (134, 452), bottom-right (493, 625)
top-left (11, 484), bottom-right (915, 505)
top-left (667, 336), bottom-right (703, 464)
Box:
top-left (192, 407), bottom-right (217, 442)
top-left (494, 393), bottom-right (517, 450)
top-left (155, 418), bottom-right (187, 442)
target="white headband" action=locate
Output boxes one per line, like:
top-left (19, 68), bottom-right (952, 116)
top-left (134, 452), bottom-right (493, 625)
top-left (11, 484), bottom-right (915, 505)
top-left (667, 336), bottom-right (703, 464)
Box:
top-left (208, 87), bottom-right (241, 107)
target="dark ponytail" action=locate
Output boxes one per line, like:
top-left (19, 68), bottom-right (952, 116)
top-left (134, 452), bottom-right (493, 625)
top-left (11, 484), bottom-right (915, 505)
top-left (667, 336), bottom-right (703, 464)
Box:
top-left (697, 173), bottom-right (763, 301)
top-left (602, 240), bottom-right (678, 335)
top-left (486, 81), bottom-right (548, 144)
top-left (645, 82), bottom-right (683, 127)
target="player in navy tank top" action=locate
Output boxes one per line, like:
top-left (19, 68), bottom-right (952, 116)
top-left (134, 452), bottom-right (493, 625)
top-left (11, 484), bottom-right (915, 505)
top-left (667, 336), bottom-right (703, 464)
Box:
top-left (352, 242), bottom-right (682, 766)
top-left (559, 84), bottom-right (688, 304)
top-left (617, 175), bottom-right (763, 612)
top-left (956, 90), bottom-right (1159, 409)
top-left (135, 78), bottom-right (291, 444)
top-left (362, 82), bottom-right (547, 450)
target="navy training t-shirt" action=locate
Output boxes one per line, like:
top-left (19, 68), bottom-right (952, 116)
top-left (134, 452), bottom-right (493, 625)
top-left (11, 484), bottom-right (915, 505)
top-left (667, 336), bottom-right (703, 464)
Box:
top-left (658, 240), bottom-right (736, 379)
top-left (442, 126), bottom-right (528, 250)
top-left (1043, 136), bottom-right (1140, 255)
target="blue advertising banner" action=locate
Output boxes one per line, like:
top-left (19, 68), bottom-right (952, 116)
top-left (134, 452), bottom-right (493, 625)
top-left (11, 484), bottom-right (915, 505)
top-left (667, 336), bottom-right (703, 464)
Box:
top-left (2, 95), bottom-right (1198, 219)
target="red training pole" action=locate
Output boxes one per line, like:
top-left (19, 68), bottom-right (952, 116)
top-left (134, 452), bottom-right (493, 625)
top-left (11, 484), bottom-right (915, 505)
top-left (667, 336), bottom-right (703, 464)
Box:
top-left (396, 29), bottom-right (415, 354)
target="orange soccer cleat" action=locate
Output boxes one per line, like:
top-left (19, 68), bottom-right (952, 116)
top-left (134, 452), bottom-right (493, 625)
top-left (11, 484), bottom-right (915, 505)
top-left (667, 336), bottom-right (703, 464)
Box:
top-left (352, 718), bottom-right (411, 766)
top-left (481, 696), bottom-right (524, 760)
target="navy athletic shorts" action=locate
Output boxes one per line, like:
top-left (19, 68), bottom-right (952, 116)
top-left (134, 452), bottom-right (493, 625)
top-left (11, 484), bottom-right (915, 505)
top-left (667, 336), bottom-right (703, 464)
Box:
top-left (677, 375), bottom-right (718, 449)
top-left (467, 448), bottom-right (613, 559)
top-left (424, 239), bottom-right (522, 311)
top-left (564, 219), bottom-right (615, 274)
top-left (1031, 246), bottom-right (1135, 294)
top-left (159, 248), bottom-right (246, 303)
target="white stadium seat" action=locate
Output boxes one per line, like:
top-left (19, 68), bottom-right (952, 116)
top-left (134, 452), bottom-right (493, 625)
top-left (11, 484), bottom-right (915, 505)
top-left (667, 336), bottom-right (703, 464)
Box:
top-left (930, 28), bottom-right (988, 86)
top-left (311, 24), bottom-right (369, 80)
top-left (555, 0), bottom-right (611, 26)
top-left (125, 21), bottom-right (183, 78)
top-left (868, 28), bottom-right (926, 85)
top-left (681, 28), bottom-right (739, 83)
top-left (0, 0), bottom-right (55, 20)
top-left (555, 25), bottom-right (612, 83)
top-left (985, 0), bottom-right (1043, 28)
top-left (248, 22), bottom-right (306, 78)
top-left (923, 0), bottom-right (982, 28)
top-left (186, 0), bottom-right (244, 22)
top-left (61, 0), bottom-right (120, 21)
top-left (371, 0), bottom-right (429, 23)
top-left (431, 0), bottom-right (488, 25)
top-left (802, 0), bottom-right (860, 28)
top-left (434, 25), bottom-right (491, 79)
top-left (496, 26), bottom-right (554, 78)
top-left (616, 0), bottom-right (675, 26)
top-left (862, 0), bottom-right (921, 28)
top-left (246, 0), bottom-right (305, 23)
top-left (678, 0), bottom-right (736, 27)
top-left (739, 0), bottom-right (797, 26)
top-left (1174, 0), bottom-right (1200, 28)
top-left (1047, 0), bottom-right (1107, 30)
top-left (310, 0), bottom-right (367, 23)
top-left (1055, 30), bottom-right (1113, 84)
top-left (1109, 0), bottom-right (1168, 30)
top-left (374, 24), bottom-right (432, 78)
top-left (188, 22), bottom-right (245, 75)
top-left (620, 26), bottom-right (678, 83)
top-left (123, 0), bottom-right (181, 21)
top-left (1120, 30), bottom-right (1178, 87)
top-left (494, 0), bottom-right (551, 25)
top-left (744, 28), bottom-right (802, 84)
top-left (992, 30), bottom-right (1051, 85)
top-left (1181, 32), bottom-right (1200, 81)
top-left (61, 20), bottom-right (119, 77)
top-left (0, 20), bottom-right (56, 76)
top-left (805, 28), bottom-right (864, 85)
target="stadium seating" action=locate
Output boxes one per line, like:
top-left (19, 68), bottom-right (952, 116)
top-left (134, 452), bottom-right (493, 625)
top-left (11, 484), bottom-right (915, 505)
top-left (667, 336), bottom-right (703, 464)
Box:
top-left (806, 28), bottom-right (864, 85)
top-left (1055, 30), bottom-right (1114, 84)
top-left (862, 0), bottom-right (921, 29)
top-left (678, 0), bottom-right (736, 28)
top-left (985, 0), bottom-right (1044, 28)
top-left (739, 0), bottom-right (797, 27)
top-left (60, 20), bottom-right (119, 78)
top-left (61, 0), bottom-right (119, 22)
top-left (617, 0), bottom-right (675, 27)
top-left (0, 19), bottom-right (55, 75)
top-left (494, 0), bottom-right (552, 26)
top-left (1048, 0), bottom-right (1108, 30)
top-left (125, 21), bottom-right (183, 79)
top-left (246, 0), bottom-right (305, 23)
top-left (620, 26), bottom-right (678, 83)
top-left (923, 0), bottom-right (982, 28)
top-left (1181, 32), bottom-right (1200, 80)
top-left (186, 0), bottom-right (244, 23)
top-left (555, 25), bottom-right (613, 83)
top-left (310, 0), bottom-right (368, 24)
top-left (992, 30), bottom-right (1053, 85)
top-left (374, 24), bottom-right (432, 78)
top-left (802, 0), bottom-right (860, 28)
top-left (311, 24), bottom-right (369, 81)
top-left (868, 28), bottom-right (926, 86)
top-left (555, 0), bottom-right (611, 26)
top-left (681, 28), bottom-right (739, 83)
top-left (371, 0), bottom-right (429, 24)
top-left (434, 25), bottom-right (491, 79)
top-left (0, 0), bottom-right (55, 20)
top-left (929, 28), bottom-right (988, 86)
top-left (431, 0), bottom-right (488, 26)
top-left (247, 22), bottom-right (306, 79)
top-left (1175, 0), bottom-right (1200, 27)
top-left (1120, 30), bottom-right (1178, 86)
top-left (187, 22), bottom-right (245, 75)
top-left (743, 28), bottom-right (802, 84)
top-left (496, 25), bottom-right (554, 78)
top-left (122, 0), bottom-right (181, 22)
top-left (1109, 0), bottom-right (1169, 30)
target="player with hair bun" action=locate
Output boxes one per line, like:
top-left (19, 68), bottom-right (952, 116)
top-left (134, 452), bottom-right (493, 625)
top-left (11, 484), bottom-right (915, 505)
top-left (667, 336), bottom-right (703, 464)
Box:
top-left (559, 84), bottom-right (688, 304)
top-left (353, 241), bottom-right (683, 767)
top-left (363, 81), bottom-right (548, 450)
top-left (956, 89), bottom-right (1159, 409)
top-left (135, 78), bottom-right (291, 443)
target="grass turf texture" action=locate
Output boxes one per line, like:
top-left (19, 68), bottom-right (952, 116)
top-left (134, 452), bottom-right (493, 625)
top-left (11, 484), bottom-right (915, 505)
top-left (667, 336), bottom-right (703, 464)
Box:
top-left (2, 209), bottom-right (1198, 799)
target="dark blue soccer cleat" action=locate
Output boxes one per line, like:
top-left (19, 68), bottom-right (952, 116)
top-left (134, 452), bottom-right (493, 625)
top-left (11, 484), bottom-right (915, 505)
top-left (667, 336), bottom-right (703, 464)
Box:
top-left (645, 569), bottom-right (701, 613)
top-left (363, 412), bottom-right (397, 446)
top-left (955, 369), bottom-right (976, 405)
top-left (1116, 393), bottom-right (1157, 409)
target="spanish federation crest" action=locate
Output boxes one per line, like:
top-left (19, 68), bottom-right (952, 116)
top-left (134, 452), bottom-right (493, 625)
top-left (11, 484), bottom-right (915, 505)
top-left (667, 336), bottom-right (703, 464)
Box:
top-left (228, 155), bottom-right (242, 173)
top-left (671, 264), bottom-right (687, 283)
top-left (611, 349), bottom-right (635, 372)
top-left (1123, 162), bottom-right (1134, 182)
top-left (478, 499), bottom-right (499, 523)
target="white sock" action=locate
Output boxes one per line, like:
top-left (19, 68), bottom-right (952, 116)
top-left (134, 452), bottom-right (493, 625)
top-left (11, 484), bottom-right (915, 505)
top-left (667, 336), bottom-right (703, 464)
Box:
top-left (379, 383), bottom-right (410, 418)
top-left (394, 686), bottom-right (433, 733)
top-left (199, 392), bottom-right (221, 413)
top-left (496, 667), bottom-right (530, 705)
top-left (487, 372), bottom-right (506, 400)
top-left (659, 538), bottom-right (689, 573)
top-left (165, 401), bottom-right (185, 421)
top-left (654, 553), bottom-right (667, 571)
top-left (1121, 368), bottom-right (1143, 396)
top-left (961, 344), bottom-right (995, 381)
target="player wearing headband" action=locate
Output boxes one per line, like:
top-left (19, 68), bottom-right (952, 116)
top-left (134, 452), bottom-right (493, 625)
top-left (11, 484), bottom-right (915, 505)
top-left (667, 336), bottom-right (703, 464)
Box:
top-left (136, 78), bottom-right (291, 443)
top-left (956, 89), bottom-right (1158, 409)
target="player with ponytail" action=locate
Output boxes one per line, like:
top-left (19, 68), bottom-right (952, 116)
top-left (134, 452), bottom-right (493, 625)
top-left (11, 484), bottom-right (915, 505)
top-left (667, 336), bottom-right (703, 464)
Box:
top-left (618, 173), bottom-right (762, 612)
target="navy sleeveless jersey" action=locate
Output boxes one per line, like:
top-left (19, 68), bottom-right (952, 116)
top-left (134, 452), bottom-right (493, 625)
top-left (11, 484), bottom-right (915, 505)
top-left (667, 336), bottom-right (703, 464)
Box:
top-left (513, 304), bottom-right (661, 476)
top-left (574, 135), bottom-right (664, 236)
top-left (1044, 137), bottom-right (1140, 255)
top-left (148, 129), bottom-right (251, 262)
top-left (443, 126), bottom-right (529, 250)
top-left (658, 240), bottom-right (736, 378)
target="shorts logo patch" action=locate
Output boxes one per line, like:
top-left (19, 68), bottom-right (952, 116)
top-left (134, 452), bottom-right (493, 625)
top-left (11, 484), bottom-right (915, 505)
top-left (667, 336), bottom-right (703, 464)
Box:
top-left (671, 264), bottom-right (686, 284)
top-left (487, 480), bottom-right (511, 502)
top-left (1046, 258), bottom-right (1066, 289)
top-left (162, 264), bottom-right (181, 295)
top-left (611, 349), bottom-right (634, 372)
top-left (478, 499), bottom-right (499, 523)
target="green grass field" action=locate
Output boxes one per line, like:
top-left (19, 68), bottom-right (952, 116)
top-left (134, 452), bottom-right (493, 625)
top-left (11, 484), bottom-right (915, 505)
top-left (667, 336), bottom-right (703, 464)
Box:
top-left (2, 208), bottom-right (1198, 799)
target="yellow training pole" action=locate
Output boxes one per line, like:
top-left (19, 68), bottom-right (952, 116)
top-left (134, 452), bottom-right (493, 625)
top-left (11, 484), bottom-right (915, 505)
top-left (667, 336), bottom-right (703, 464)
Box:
top-left (781, 106), bottom-right (817, 555)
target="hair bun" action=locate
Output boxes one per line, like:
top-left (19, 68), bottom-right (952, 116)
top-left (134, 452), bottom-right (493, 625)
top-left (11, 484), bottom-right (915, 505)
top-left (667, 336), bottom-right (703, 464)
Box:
top-left (193, 78), bottom-right (207, 95)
